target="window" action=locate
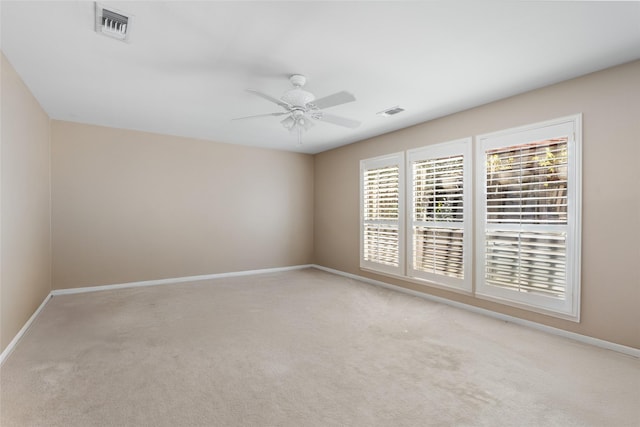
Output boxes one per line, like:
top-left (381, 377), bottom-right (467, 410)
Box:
top-left (360, 153), bottom-right (405, 275)
top-left (407, 139), bottom-right (472, 292)
top-left (476, 115), bottom-right (581, 319)
top-left (359, 114), bottom-right (581, 320)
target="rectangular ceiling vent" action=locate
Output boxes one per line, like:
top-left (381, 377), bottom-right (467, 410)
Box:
top-left (95, 3), bottom-right (133, 42)
top-left (377, 106), bottom-right (405, 117)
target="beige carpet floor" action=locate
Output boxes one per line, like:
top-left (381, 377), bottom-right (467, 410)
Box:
top-left (1, 268), bottom-right (638, 426)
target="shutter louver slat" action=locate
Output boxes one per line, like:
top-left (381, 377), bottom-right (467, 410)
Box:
top-left (413, 227), bottom-right (464, 279)
top-left (363, 163), bottom-right (401, 269)
top-left (486, 138), bottom-right (568, 225)
top-left (484, 137), bottom-right (570, 301)
top-left (410, 149), bottom-right (467, 284)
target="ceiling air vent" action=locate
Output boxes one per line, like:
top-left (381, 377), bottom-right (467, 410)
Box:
top-left (95, 3), bottom-right (133, 42)
top-left (377, 106), bottom-right (405, 117)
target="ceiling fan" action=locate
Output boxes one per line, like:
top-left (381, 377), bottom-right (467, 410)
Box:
top-left (233, 74), bottom-right (361, 145)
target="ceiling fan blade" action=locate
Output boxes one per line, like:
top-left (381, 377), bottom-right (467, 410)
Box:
top-left (246, 89), bottom-right (291, 109)
top-left (232, 112), bottom-right (289, 120)
top-left (311, 91), bottom-right (356, 110)
top-left (315, 112), bottom-right (361, 129)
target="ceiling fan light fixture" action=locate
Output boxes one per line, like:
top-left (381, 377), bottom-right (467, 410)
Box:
top-left (281, 116), bottom-right (295, 130)
top-left (300, 116), bottom-right (314, 131)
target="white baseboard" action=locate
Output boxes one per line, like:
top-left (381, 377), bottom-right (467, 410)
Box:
top-left (0, 293), bottom-right (52, 366)
top-left (51, 264), bottom-right (314, 296)
top-left (2, 264), bottom-right (312, 365)
top-left (311, 264), bottom-right (640, 358)
top-left (4, 264), bottom-right (635, 366)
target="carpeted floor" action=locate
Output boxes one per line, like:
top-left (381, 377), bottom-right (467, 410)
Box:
top-left (1, 268), bottom-right (638, 426)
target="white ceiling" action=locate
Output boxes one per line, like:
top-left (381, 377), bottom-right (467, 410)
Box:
top-left (2, 1), bottom-right (639, 154)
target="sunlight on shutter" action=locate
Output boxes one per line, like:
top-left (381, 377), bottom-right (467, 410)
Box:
top-left (413, 156), bottom-right (464, 223)
top-left (413, 227), bottom-right (464, 278)
top-left (412, 155), bottom-right (465, 278)
top-left (485, 230), bottom-right (567, 298)
top-left (364, 225), bottom-right (399, 266)
top-left (364, 166), bottom-right (399, 221)
top-left (363, 165), bottom-right (400, 267)
top-left (486, 139), bottom-right (568, 225)
top-left (484, 138), bottom-right (569, 299)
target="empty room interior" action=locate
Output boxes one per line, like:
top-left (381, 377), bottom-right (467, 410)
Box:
top-left (1, 1), bottom-right (639, 426)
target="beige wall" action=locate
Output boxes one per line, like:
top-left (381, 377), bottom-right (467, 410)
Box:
top-left (51, 121), bottom-right (314, 289)
top-left (314, 60), bottom-right (640, 349)
top-left (1, 53), bottom-right (51, 352)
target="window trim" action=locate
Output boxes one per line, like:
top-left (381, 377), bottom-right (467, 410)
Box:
top-left (475, 114), bottom-right (582, 321)
top-left (358, 114), bottom-right (582, 322)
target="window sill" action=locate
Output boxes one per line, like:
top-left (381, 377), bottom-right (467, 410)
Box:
top-left (474, 292), bottom-right (580, 323)
top-left (359, 267), bottom-right (473, 297)
top-left (360, 267), bottom-right (580, 323)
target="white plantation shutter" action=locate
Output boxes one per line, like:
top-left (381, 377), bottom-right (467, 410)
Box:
top-left (485, 230), bottom-right (567, 298)
top-left (358, 115), bottom-right (581, 321)
top-left (477, 115), bottom-right (581, 319)
top-left (360, 153), bottom-right (405, 275)
top-left (407, 139), bottom-right (472, 291)
top-left (486, 141), bottom-right (568, 226)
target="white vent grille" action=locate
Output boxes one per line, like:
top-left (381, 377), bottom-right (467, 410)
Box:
top-left (377, 106), bottom-right (405, 117)
top-left (95, 3), bottom-right (133, 42)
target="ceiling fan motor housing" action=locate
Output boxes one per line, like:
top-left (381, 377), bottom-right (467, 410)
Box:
top-left (281, 88), bottom-right (315, 107)
top-left (280, 74), bottom-right (315, 107)
top-left (289, 74), bottom-right (307, 87)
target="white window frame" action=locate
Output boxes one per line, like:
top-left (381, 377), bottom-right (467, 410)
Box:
top-left (407, 138), bottom-right (473, 292)
top-left (360, 152), bottom-right (405, 276)
top-left (475, 114), bottom-right (582, 320)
